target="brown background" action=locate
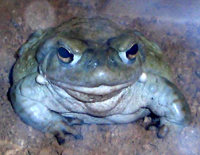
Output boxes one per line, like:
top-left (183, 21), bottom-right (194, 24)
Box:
top-left (0, 0), bottom-right (200, 154)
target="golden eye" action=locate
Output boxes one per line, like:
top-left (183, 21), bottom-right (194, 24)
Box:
top-left (57, 47), bottom-right (74, 63)
top-left (126, 44), bottom-right (138, 60)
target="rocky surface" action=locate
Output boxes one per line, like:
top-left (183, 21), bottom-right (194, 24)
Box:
top-left (1, 0), bottom-right (200, 154)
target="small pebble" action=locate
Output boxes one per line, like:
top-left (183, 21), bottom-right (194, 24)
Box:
top-left (157, 125), bottom-right (169, 138)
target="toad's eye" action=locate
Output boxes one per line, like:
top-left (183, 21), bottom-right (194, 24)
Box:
top-left (57, 47), bottom-right (74, 63)
top-left (126, 44), bottom-right (138, 60)
top-left (118, 43), bottom-right (139, 64)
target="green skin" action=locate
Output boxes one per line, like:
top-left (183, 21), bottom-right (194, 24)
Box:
top-left (10, 17), bottom-right (191, 143)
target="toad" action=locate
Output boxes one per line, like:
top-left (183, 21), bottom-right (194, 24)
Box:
top-left (9, 17), bottom-right (191, 144)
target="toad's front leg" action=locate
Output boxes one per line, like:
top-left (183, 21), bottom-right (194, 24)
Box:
top-left (9, 74), bottom-right (82, 144)
top-left (144, 74), bottom-right (191, 138)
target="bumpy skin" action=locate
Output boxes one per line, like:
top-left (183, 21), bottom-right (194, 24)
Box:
top-left (10, 17), bottom-right (191, 143)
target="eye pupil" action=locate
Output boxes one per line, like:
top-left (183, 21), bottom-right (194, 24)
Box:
top-left (126, 44), bottom-right (138, 60)
top-left (58, 47), bottom-right (72, 58)
top-left (58, 47), bottom-right (74, 63)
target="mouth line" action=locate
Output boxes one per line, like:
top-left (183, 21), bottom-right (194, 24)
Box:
top-left (50, 79), bottom-right (133, 96)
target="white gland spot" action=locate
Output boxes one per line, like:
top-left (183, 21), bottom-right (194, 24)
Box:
top-left (139, 72), bottom-right (147, 83)
top-left (36, 74), bottom-right (48, 85)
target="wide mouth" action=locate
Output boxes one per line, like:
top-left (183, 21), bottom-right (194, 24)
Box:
top-left (50, 78), bottom-right (134, 96)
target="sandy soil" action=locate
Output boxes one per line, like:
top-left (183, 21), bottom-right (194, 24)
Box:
top-left (0, 0), bottom-right (200, 155)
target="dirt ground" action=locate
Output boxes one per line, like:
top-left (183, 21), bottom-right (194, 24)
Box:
top-left (0, 0), bottom-right (200, 155)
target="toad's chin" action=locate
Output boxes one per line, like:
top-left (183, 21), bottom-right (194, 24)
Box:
top-left (36, 74), bottom-right (134, 102)
top-left (50, 80), bottom-right (134, 102)
top-left (50, 80), bottom-right (134, 113)
top-left (35, 74), bottom-right (134, 112)
top-left (51, 80), bottom-right (133, 95)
